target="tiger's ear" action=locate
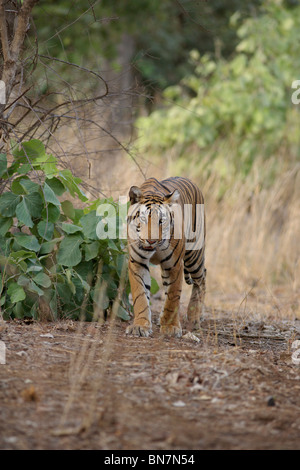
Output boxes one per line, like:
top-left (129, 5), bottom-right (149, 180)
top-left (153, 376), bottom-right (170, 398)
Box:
top-left (129, 186), bottom-right (142, 205)
top-left (164, 189), bottom-right (180, 204)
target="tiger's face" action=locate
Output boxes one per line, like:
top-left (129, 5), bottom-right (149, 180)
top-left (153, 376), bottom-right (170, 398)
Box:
top-left (128, 186), bottom-right (180, 253)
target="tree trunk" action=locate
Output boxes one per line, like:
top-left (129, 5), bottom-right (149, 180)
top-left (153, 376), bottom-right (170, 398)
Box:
top-left (0, 0), bottom-right (38, 149)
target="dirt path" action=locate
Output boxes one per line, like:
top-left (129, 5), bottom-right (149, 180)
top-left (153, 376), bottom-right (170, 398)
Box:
top-left (1, 302), bottom-right (300, 450)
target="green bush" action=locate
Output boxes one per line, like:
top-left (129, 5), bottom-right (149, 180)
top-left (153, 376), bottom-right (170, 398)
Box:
top-left (137, 0), bottom-right (300, 184)
top-left (0, 140), bottom-right (130, 321)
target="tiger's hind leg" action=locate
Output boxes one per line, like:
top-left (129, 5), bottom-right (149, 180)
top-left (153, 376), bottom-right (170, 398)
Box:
top-left (186, 267), bottom-right (206, 331)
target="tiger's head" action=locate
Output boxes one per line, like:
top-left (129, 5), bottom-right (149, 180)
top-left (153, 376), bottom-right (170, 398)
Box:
top-left (127, 185), bottom-right (180, 253)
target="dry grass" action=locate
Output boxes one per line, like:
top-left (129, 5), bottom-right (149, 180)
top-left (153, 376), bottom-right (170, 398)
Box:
top-left (189, 157), bottom-right (297, 317)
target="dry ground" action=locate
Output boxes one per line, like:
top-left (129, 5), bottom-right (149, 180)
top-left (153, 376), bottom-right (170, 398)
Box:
top-left (1, 296), bottom-right (300, 451)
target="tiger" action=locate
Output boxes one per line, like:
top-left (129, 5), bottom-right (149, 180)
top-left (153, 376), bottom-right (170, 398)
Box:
top-left (126, 176), bottom-right (206, 337)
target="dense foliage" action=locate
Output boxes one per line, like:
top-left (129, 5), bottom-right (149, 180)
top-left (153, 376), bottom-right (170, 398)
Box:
top-left (33, 0), bottom-right (261, 90)
top-left (0, 140), bottom-right (130, 321)
top-left (137, 1), bottom-right (300, 185)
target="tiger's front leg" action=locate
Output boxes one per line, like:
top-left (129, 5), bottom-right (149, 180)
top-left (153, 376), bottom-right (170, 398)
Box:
top-left (159, 263), bottom-right (183, 338)
top-left (126, 257), bottom-right (152, 337)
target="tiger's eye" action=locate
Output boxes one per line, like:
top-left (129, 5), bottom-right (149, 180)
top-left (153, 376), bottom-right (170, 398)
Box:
top-left (140, 213), bottom-right (148, 223)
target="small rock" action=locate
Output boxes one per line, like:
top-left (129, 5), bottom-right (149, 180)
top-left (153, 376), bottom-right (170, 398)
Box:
top-left (4, 436), bottom-right (18, 444)
top-left (16, 350), bottom-right (28, 357)
top-left (182, 332), bottom-right (200, 343)
top-left (267, 396), bottom-right (276, 407)
top-left (172, 400), bottom-right (186, 407)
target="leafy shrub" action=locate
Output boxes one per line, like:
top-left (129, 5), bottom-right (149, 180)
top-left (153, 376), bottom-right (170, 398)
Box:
top-left (0, 140), bottom-right (130, 321)
top-left (137, 0), bottom-right (300, 185)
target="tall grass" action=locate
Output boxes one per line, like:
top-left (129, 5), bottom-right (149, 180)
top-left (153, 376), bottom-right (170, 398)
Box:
top-left (202, 159), bottom-right (300, 319)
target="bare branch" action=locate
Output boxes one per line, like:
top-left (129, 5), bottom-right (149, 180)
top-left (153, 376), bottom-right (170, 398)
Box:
top-left (39, 54), bottom-right (109, 98)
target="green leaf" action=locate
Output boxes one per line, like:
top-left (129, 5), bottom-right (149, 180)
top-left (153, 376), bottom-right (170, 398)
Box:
top-left (16, 192), bottom-right (43, 227)
top-left (57, 222), bottom-right (82, 234)
top-left (115, 303), bottom-right (130, 321)
top-left (0, 153), bottom-right (7, 178)
top-left (65, 269), bottom-right (76, 295)
top-left (13, 139), bottom-right (46, 160)
top-left (0, 192), bottom-right (21, 217)
top-left (14, 234), bottom-right (40, 252)
top-left (79, 211), bottom-right (101, 240)
top-left (45, 177), bottom-right (66, 196)
top-left (9, 250), bottom-right (37, 262)
top-left (59, 169), bottom-right (88, 202)
top-left (11, 179), bottom-right (26, 195)
top-left (42, 203), bottom-right (61, 223)
top-left (0, 217), bottom-right (12, 236)
top-left (61, 200), bottom-right (75, 220)
top-left (73, 208), bottom-right (84, 225)
top-left (33, 272), bottom-right (51, 288)
top-left (115, 254), bottom-right (127, 277)
top-left (43, 182), bottom-right (61, 206)
top-left (20, 178), bottom-right (40, 194)
top-left (35, 153), bottom-right (57, 177)
top-left (7, 282), bottom-right (26, 303)
top-left (73, 270), bottom-right (90, 293)
top-left (28, 280), bottom-right (44, 296)
top-left (150, 277), bottom-right (160, 295)
top-left (73, 260), bottom-right (94, 281)
top-left (56, 282), bottom-right (72, 303)
top-left (17, 274), bottom-right (31, 287)
top-left (26, 192), bottom-right (44, 217)
top-left (15, 198), bottom-right (34, 227)
top-left (108, 239), bottom-right (121, 252)
top-left (39, 237), bottom-right (61, 255)
top-left (16, 164), bottom-right (31, 175)
top-left (26, 265), bottom-right (43, 273)
top-left (37, 220), bottom-right (54, 241)
top-left (57, 234), bottom-right (83, 267)
top-left (15, 192), bottom-right (44, 227)
top-left (84, 241), bottom-right (99, 261)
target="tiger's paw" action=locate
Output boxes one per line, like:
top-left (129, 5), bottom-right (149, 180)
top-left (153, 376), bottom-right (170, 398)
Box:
top-left (160, 325), bottom-right (182, 338)
top-left (126, 324), bottom-right (152, 337)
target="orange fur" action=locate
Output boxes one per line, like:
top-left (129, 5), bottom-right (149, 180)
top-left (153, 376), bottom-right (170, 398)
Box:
top-left (126, 177), bottom-right (206, 337)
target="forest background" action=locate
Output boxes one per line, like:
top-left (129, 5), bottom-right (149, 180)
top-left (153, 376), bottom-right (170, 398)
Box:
top-left (0, 0), bottom-right (299, 322)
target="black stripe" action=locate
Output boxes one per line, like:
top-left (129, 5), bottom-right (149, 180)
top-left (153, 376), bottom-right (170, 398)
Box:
top-left (129, 266), bottom-right (149, 290)
top-left (185, 251), bottom-right (201, 269)
top-left (138, 305), bottom-right (150, 315)
top-left (163, 268), bottom-right (182, 286)
top-left (133, 292), bottom-right (145, 306)
top-left (134, 260), bottom-right (149, 271)
top-left (161, 239), bottom-right (179, 263)
top-left (131, 244), bottom-right (148, 260)
top-left (188, 264), bottom-right (204, 275)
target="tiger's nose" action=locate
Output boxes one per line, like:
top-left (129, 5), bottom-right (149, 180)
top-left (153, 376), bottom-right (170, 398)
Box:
top-left (147, 239), bottom-right (156, 245)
